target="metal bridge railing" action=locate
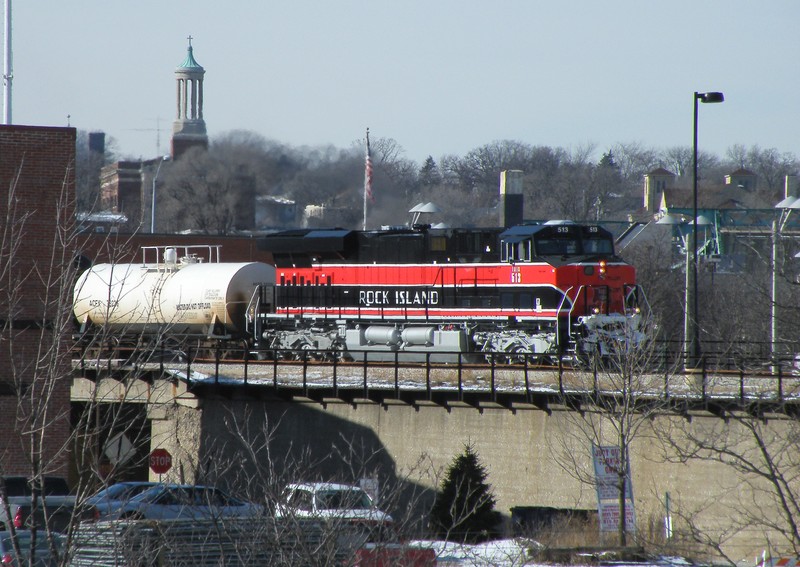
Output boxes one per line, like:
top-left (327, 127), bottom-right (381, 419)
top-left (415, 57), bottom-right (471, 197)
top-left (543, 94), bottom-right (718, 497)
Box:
top-left (72, 341), bottom-right (800, 408)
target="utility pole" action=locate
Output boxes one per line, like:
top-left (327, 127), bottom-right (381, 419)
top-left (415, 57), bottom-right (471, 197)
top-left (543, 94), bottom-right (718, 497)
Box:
top-left (3, 0), bottom-right (12, 124)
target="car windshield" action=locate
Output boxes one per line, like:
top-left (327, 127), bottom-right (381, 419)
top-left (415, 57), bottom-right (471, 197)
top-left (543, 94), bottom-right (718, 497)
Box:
top-left (94, 484), bottom-right (143, 500)
top-left (316, 489), bottom-right (371, 510)
top-left (130, 486), bottom-right (166, 503)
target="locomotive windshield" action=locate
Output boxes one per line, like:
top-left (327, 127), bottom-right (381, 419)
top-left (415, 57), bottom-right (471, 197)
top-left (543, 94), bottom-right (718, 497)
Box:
top-left (500, 223), bottom-right (614, 262)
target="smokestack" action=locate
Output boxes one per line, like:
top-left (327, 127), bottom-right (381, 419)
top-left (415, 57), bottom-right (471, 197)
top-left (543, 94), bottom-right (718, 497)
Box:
top-left (499, 170), bottom-right (523, 227)
top-left (88, 131), bottom-right (106, 154)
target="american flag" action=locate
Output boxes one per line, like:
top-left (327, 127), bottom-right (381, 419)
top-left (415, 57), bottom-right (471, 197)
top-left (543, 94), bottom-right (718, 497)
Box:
top-left (364, 129), bottom-right (374, 203)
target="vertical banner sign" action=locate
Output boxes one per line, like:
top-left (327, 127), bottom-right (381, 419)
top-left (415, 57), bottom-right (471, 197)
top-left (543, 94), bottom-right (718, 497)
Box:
top-left (592, 444), bottom-right (636, 533)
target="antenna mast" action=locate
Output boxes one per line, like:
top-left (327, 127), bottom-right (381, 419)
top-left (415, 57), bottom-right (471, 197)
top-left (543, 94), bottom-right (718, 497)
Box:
top-left (2, 0), bottom-right (10, 124)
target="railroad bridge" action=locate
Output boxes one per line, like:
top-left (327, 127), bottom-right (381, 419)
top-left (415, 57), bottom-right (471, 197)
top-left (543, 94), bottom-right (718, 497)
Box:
top-left (71, 351), bottom-right (800, 562)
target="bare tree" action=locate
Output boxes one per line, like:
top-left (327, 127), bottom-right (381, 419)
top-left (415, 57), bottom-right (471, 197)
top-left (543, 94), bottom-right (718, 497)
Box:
top-left (160, 147), bottom-right (252, 233)
top-left (549, 313), bottom-right (670, 547)
top-left (74, 130), bottom-right (114, 214)
top-left (611, 142), bottom-right (661, 187)
top-left (724, 145), bottom-right (800, 198)
top-left (0, 154), bottom-right (98, 564)
top-left (654, 413), bottom-right (800, 563)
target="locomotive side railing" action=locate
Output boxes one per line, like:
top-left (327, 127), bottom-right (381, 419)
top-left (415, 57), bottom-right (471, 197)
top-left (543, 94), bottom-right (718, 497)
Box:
top-left (557, 286), bottom-right (576, 349)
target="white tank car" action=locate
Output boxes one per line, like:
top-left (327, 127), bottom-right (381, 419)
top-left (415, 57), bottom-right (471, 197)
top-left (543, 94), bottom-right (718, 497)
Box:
top-left (73, 251), bottom-right (275, 337)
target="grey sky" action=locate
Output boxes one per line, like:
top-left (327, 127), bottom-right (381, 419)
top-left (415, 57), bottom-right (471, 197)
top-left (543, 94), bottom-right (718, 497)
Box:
top-left (6, 1), bottom-right (798, 164)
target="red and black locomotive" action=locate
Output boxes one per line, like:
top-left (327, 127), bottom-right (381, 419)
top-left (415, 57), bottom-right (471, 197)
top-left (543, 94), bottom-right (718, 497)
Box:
top-left (257, 221), bottom-right (645, 362)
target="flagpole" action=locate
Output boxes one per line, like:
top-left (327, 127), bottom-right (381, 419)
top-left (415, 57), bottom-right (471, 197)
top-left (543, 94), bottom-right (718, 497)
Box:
top-left (363, 128), bottom-right (372, 231)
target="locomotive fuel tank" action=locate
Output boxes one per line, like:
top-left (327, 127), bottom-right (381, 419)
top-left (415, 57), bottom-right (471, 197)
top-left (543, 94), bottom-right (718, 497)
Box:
top-left (73, 260), bottom-right (275, 336)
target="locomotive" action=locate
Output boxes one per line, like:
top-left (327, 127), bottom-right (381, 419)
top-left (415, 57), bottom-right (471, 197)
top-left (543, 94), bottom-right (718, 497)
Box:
top-left (257, 221), bottom-right (645, 362)
top-left (72, 222), bottom-right (646, 363)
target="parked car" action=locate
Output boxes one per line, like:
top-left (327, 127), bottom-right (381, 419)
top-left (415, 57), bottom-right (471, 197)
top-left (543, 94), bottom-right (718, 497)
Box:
top-left (91, 484), bottom-right (264, 521)
top-left (0, 477), bottom-right (75, 533)
top-left (279, 482), bottom-right (394, 543)
top-left (83, 481), bottom-right (159, 519)
top-left (0, 529), bottom-right (62, 566)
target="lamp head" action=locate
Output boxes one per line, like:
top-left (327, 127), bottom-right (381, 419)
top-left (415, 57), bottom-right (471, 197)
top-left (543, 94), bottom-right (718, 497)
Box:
top-left (775, 196), bottom-right (799, 209)
top-left (697, 92), bottom-right (724, 103)
top-left (656, 213), bottom-right (684, 225)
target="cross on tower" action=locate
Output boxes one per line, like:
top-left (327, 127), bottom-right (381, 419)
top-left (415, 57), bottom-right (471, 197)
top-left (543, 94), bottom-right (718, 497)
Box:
top-left (187, 35), bottom-right (193, 47)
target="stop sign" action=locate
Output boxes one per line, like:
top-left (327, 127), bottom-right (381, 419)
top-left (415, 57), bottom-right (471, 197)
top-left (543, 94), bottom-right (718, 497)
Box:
top-left (149, 448), bottom-right (172, 475)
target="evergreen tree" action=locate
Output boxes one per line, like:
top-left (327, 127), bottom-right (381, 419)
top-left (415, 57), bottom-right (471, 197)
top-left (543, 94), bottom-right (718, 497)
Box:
top-left (599, 149), bottom-right (617, 168)
top-left (429, 443), bottom-right (500, 542)
top-left (418, 156), bottom-right (442, 186)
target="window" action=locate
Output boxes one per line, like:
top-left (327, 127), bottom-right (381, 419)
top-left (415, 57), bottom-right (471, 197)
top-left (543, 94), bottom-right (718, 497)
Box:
top-left (429, 236), bottom-right (447, 252)
top-left (584, 237), bottom-right (613, 254)
top-left (516, 241), bottom-right (531, 261)
top-left (156, 489), bottom-right (182, 505)
top-left (535, 237), bottom-right (578, 256)
top-left (317, 489), bottom-right (371, 510)
top-left (288, 490), bottom-right (313, 511)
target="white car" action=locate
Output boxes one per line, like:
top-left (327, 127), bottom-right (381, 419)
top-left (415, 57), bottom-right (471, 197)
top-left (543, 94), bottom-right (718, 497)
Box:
top-left (279, 482), bottom-right (394, 541)
top-left (83, 481), bottom-right (160, 520)
top-left (92, 484), bottom-right (264, 521)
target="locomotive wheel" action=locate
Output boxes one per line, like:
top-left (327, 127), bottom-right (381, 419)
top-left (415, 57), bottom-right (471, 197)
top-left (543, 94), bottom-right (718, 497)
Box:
top-left (323, 349), bottom-right (347, 362)
top-left (485, 351), bottom-right (513, 365)
top-left (287, 344), bottom-right (311, 361)
top-left (299, 344), bottom-right (322, 361)
top-left (528, 354), bottom-right (555, 367)
top-left (508, 347), bottom-right (528, 365)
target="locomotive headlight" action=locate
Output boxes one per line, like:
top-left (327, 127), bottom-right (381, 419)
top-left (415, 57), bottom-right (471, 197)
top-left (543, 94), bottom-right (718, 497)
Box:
top-left (592, 307), bottom-right (601, 314)
top-left (598, 260), bottom-right (607, 278)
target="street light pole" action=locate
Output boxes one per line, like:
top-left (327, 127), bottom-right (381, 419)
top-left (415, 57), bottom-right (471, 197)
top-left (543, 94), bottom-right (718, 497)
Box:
top-left (771, 196), bottom-right (800, 369)
top-left (151, 155), bottom-right (170, 233)
top-left (686, 91), bottom-right (724, 368)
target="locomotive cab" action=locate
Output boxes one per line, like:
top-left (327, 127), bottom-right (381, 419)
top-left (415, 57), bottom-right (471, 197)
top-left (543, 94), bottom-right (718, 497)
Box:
top-left (499, 222), bottom-right (646, 359)
top-left (500, 221), bottom-right (614, 264)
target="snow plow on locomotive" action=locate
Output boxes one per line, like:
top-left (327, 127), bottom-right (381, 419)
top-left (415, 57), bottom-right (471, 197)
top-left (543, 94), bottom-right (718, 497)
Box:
top-left (71, 223), bottom-right (646, 365)
top-left (256, 221), bottom-right (647, 364)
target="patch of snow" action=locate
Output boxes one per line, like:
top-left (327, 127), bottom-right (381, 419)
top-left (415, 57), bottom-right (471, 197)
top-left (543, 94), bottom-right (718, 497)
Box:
top-left (408, 539), bottom-right (534, 566)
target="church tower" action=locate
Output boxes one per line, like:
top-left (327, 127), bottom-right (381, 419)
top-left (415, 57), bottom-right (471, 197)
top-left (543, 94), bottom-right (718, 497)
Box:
top-left (171, 37), bottom-right (208, 160)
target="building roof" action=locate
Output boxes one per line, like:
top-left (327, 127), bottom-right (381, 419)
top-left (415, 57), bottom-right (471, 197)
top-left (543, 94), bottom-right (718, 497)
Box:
top-left (178, 44), bottom-right (203, 71)
top-left (662, 184), bottom-right (772, 211)
top-left (647, 167), bottom-right (675, 177)
top-left (727, 167), bottom-right (756, 177)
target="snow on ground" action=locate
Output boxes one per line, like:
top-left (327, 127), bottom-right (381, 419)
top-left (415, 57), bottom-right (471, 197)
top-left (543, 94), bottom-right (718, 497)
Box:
top-left (408, 541), bottom-right (701, 567)
top-left (409, 539), bottom-right (534, 566)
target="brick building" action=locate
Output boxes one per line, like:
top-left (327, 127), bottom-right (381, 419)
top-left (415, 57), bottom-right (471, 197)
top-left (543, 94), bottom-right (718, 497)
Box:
top-left (0, 125), bottom-right (76, 477)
